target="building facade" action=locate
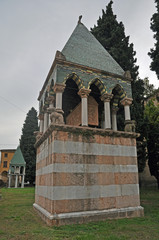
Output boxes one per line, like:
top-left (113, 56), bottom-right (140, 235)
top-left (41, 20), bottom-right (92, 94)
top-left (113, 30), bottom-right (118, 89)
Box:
top-left (0, 149), bottom-right (16, 183)
top-left (33, 19), bottom-right (144, 226)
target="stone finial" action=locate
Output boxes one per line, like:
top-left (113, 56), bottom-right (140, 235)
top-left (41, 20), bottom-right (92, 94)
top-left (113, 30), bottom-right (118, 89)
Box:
top-left (78, 15), bottom-right (82, 24)
top-left (124, 70), bottom-right (131, 79)
top-left (55, 51), bottom-right (66, 61)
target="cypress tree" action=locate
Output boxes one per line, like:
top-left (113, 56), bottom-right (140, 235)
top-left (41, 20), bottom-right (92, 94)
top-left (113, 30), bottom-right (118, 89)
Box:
top-left (91, 0), bottom-right (147, 172)
top-left (144, 100), bottom-right (159, 188)
top-left (91, 0), bottom-right (139, 80)
top-left (19, 107), bottom-right (39, 184)
top-left (148, 0), bottom-right (159, 79)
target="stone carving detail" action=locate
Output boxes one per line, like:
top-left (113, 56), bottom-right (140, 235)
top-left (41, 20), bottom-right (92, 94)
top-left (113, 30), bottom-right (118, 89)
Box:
top-left (34, 131), bottom-right (43, 142)
top-left (101, 93), bottom-right (113, 102)
top-left (53, 83), bottom-right (66, 93)
top-left (124, 70), bottom-right (131, 79)
top-left (50, 107), bottom-right (64, 124)
top-left (124, 120), bottom-right (136, 132)
top-left (120, 97), bottom-right (133, 106)
top-left (78, 88), bottom-right (91, 98)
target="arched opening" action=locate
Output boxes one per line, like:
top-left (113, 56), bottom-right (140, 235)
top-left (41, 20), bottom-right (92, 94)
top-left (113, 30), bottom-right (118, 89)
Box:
top-left (1, 171), bottom-right (7, 177)
top-left (111, 85), bottom-right (126, 131)
top-left (89, 83), bottom-right (104, 128)
top-left (62, 78), bottom-right (81, 122)
top-left (20, 166), bottom-right (24, 174)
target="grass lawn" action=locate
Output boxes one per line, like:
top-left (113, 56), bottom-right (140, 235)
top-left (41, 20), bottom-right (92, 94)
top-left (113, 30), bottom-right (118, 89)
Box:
top-left (0, 187), bottom-right (159, 240)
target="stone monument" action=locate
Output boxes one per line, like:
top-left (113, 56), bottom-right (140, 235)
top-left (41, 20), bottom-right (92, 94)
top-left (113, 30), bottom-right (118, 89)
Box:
top-left (33, 18), bottom-right (144, 226)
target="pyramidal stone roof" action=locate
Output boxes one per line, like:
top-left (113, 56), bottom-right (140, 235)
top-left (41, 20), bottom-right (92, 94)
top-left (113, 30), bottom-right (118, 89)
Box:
top-left (10, 146), bottom-right (26, 166)
top-left (61, 22), bottom-right (124, 76)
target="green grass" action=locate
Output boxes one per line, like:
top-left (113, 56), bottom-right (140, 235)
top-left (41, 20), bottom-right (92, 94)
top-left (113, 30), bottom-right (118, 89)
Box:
top-left (0, 187), bottom-right (159, 240)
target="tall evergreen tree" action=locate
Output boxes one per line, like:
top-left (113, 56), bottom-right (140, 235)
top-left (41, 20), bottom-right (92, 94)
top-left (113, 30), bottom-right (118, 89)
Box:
top-left (91, 0), bottom-right (139, 80)
top-left (91, 0), bottom-right (147, 172)
top-left (20, 107), bottom-right (39, 184)
top-left (148, 0), bottom-right (159, 79)
top-left (144, 100), bottom-right (159, 189)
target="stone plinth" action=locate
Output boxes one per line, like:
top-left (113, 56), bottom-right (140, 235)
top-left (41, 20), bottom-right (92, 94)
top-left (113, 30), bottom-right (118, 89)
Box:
top-left (34, 124), bottom-right (144, 226)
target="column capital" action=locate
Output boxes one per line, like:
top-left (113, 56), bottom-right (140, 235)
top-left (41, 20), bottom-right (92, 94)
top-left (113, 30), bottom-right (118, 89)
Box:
top-left (78, 88), bottom-right (91, 98)
top-left (48, 95), bottom-right (55, 104)
top-left (101, 93), bottom-right (113, 102)
top-left (38, 113), bottom-right (44, 120)
top-left (112, 107), bottom-right (119, 113)
top-left (120, 97), bottom-right (133, 106)
top-left (53, 83), bottom-right (66, 93)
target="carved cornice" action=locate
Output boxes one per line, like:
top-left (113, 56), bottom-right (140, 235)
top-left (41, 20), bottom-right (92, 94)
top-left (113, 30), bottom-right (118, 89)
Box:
top-left (34, 124), bottom-right (140, 148)
top-left (78, 88), bottom-right (91, 98)
top-left (38, 56), bottom-right (132, 101)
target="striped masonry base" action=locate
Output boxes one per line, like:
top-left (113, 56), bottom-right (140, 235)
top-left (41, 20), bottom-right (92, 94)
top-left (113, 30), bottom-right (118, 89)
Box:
top-left (34, 127), bottom-right (144, 225)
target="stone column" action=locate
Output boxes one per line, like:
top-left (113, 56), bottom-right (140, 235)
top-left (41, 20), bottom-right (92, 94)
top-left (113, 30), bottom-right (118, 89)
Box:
top-left (8, 169), bottom-right (11, 188)
top-left (15, 174), bottom-right (18, 188)
top-left (43, 111), bottom-right (49, 132)
top-left (78, 88), bottom-right (91, 126)
top-left (101, 93), bottom-right (113, 129)
top-left (112, 107), bottom-right (118, 131)
top-left (120, 97), bottom-right (133, 121)
top-left (53, 83), bottom-right (66, 110)
top-left (47, 96), bottom-right (55, 126)
top-left (38, 114), bottom-right (44, 133)
top-left (21, 167), bottom-right (25, 188)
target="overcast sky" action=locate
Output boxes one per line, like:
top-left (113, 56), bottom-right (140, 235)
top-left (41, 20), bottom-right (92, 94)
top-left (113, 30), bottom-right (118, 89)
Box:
top-left (0, 0), bottom-right (158, 150)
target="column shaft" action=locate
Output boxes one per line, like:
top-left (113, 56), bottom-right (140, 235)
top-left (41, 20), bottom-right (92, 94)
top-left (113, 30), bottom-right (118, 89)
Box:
top-left (56, 92), bottom-right (62, 109)
top-left (43, 112), bottom-right (48, 132)
top-left (112, 111), bottom-right (117, 131)
top-left (104, 101), bottom-right (111, 129)
top-left (15, 175), bottom-right (18, 188)
top-left (81, 97), bottom-right (88, 126)
top-left (8, 175), bottom-right (11, 188)
top-left (101, 93), bottom-right (113, 129)
top-left (124, 105), bottom-right (131, 120)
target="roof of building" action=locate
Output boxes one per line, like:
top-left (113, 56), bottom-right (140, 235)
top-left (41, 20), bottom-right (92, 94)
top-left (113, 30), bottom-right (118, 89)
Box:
top-left (0, 149), bottom-right (16, 152)
top-left (61, 22), bottom-right (124, 76)
top-left (10, 146), bottom-right (26, 166)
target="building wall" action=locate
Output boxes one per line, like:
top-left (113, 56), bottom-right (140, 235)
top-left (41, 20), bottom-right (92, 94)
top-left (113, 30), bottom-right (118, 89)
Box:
top-left (0, 150), bottom-right (15, 182)
top-left (34, 125), bottom-right (143, 225)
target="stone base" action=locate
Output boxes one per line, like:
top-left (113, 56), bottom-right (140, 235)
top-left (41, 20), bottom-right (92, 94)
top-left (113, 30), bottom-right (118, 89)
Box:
top-left (33, 203), bottom-right (144, 226)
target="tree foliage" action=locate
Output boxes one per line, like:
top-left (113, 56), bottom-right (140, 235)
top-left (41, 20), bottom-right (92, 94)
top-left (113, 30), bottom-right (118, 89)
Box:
top-left (144, 100), bottom-right (159, 188)
top-left (91, 0), bottom-right (146, 172)
top-left (148, 0), bottom-right (159, 79)
top-left (91, 0), bottom-right (139, 80)
top-left (19, 107), bottom-right (39, 184)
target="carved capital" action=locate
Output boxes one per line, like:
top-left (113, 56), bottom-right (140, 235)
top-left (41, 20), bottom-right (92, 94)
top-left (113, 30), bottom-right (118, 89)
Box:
top-left (101, 93), bottom-right (113, 102)
top-left (78, 88), bottom-right (91, 98)
top-left (120, 97), bottom-right (133, 106)
top-left (48, 96), bottom-right (55, 104)
top-left (112, 107), bottom-right (119, 114)
top-left (38, 113), bottom-right (44, 120)
top-left (53, 83), bottom-right (66, 93)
